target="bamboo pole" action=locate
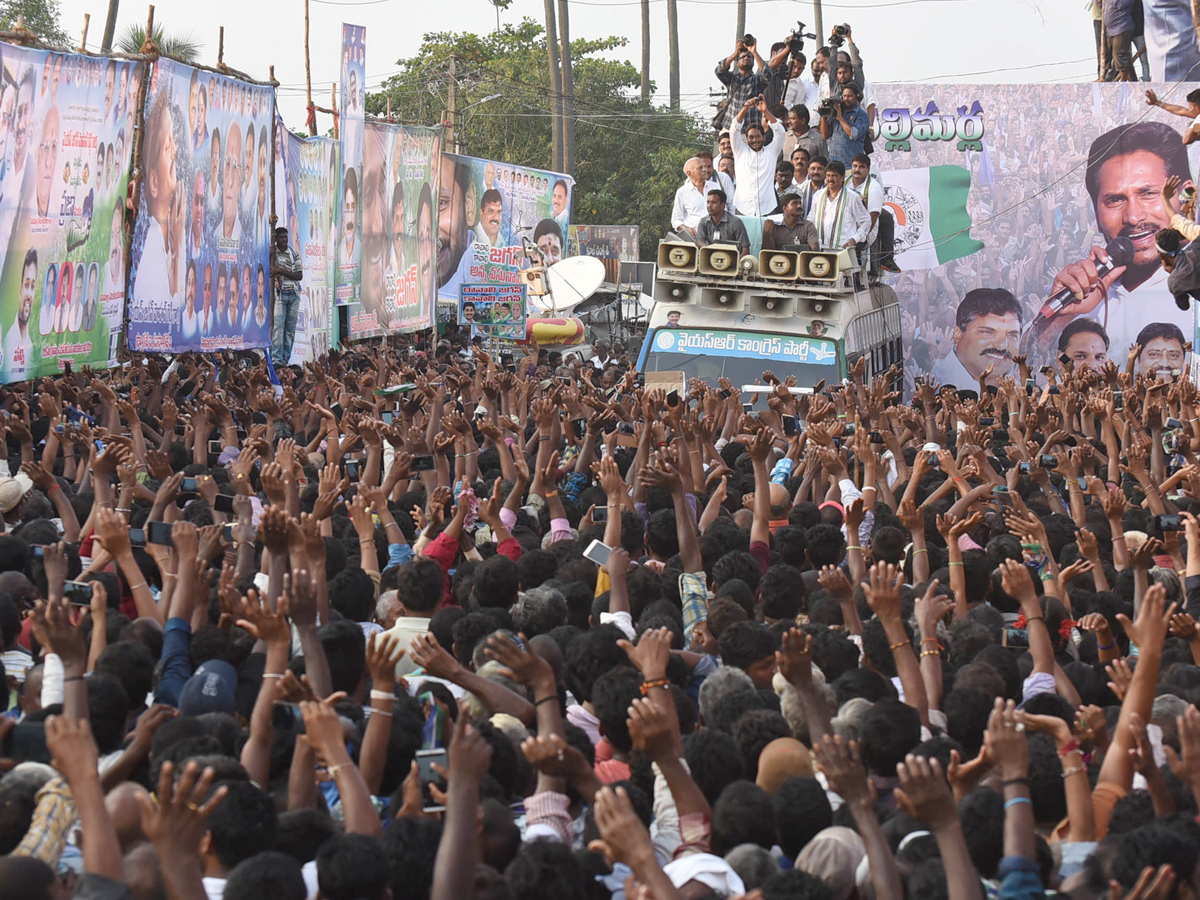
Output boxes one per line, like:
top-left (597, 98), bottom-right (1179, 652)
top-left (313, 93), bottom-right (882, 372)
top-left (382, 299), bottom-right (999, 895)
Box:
top-left (139, 5), bottom-right (155, 54)
top-left (269, 65), bottom-right (278, 231)
top-left (332, 83), bottom-right (339, 139)
top-left (79, 14), bottom-right (90, 51)
top-left (304, 0), bottom-right (315, 135)
top-left (217, 26), bottom-right (226, 73)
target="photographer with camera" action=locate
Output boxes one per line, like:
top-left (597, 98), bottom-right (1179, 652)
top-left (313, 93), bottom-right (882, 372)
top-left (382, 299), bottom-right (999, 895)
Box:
top-left (714, 36), bottom-right (768, 134)
top-left (818, 25), bottom-right (877, 138)
top-left (819, 82), bottom-right (870, 169)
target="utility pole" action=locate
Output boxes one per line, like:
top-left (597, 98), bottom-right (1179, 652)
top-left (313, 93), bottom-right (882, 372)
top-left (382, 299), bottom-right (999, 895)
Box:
top-left (736, 0), bottom-right (745, 41)
top-left (544, 0), bottom-right (563, 171)
top-left (666, 0), bottom-right (680, 111)
top-left (813, 0), bottom-right (824, 50)
top-left (558, 0), bottom-right (575, 176)
top-left (447, 54), bottom-right (459, 154)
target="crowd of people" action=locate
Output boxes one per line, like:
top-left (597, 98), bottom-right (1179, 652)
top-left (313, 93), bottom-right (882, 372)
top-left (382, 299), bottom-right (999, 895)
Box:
top-left (0, 335), bottom-right (1197, 900)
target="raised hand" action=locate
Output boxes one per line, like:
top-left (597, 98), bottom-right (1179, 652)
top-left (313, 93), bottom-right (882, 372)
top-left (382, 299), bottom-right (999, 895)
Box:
top-left (136, 761), bottom-right (227, 857)
top-left (894, 754), bottom-right (959, 831)
top-left (776, 627), bottom-right (813, 685)
top-left (863, 562), bottom-right (903, 622)
top-left (813, 734), bottom-right (871, 806)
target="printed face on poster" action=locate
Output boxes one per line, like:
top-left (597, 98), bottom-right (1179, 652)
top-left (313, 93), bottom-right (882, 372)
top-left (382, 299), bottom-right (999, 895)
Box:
top-left (436, 153), bottom-right (574, 302)
top-left (127, 58), bottom-right (273, 353)
top-left (346, 121), bottom-right (440, 340)
top-left (567, 225), bottom-right (640, 282)
top-left (873, 84), bottom-right (1200, 395)
top-left (335, 23), bottom-right (365, 308)
top-left (274, 120), bottom-right (338, 364)
top-left (0, 42), bottom-right (141, 382)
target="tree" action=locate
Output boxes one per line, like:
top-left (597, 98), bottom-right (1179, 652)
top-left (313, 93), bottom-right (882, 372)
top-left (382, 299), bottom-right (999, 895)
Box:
top-left (117, 22), bottom-right (202, 63)
top-left (367, 19), bottom-right (707, 257)
top-left (0, 0), bottom-right (69, 46)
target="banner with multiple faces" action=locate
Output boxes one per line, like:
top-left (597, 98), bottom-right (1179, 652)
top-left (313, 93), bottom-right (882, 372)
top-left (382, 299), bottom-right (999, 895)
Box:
top-left (127, 58), bottom-right (274, 354)
top-left (346, 121), bottom-right (440, 340)
top-left (335, 23), bottom-right (365, 308)
top-left (436, 153), bottom-right (574, 302)
top-left (0, 45), bottom-right (141, 380)
top-left (274, 119), bottom-right (339, 364)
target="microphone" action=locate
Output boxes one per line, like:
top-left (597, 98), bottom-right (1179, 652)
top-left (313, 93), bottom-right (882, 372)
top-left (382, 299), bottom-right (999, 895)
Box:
top-left (1039, 236), bottom-right (1135, 318)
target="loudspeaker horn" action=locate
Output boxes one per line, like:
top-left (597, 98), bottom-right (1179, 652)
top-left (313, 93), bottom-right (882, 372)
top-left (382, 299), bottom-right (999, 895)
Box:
top-left (699, 287), bottom-right (746, 312)
top-left (759, 249), bottom-right (800, 281)
top-left (657, 242), bottom-right (698, 273)
top-left (698, 244), bottom-right (741, 277)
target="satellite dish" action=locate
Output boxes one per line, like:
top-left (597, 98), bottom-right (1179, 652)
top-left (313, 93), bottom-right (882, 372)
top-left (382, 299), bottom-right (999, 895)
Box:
top-left (540, 256), bottom-right (606, 313)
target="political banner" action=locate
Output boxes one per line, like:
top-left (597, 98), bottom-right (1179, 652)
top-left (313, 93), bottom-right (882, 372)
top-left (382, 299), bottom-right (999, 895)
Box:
top-left (436, 153), bottom-right (574, 303)
top-left (872, 83), bottom-right (1200, 395)
top-left (274, 119), bottom-right (338, 364)
top-left (346, 120), bottom-right (440, 341)
top-left (335, 23), bottom-right (365, 308)
top-left (567, 225), bottom-right (640, 283)
top-left (460, 282), bottom-right (525, 340)
top-left (0, 44), bottom-right (142, 382)
top-left (127, 59), bottom-right (273, 353)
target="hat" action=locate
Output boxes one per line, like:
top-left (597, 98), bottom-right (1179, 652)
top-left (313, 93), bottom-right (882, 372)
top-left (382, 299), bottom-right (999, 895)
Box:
top-left (663, 854), bottom-right (745, 897)
top-left (0, 473), bottom-right (33, 513)
top-left (795, 826), bottom-right (865, 900)
top-left (179, 659), bottom-right (237, 716)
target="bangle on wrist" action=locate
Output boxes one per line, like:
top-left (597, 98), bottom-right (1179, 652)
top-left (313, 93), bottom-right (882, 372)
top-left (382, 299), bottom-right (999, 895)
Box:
top-left (1098, 640), bottom-right (1116, 651)
top-left (1001, 777), bottom-right (1029, 788)
top-left (1057, 739), bottom-right (1081, 759)
top-left (888, 639), bottom-right (909, 651)
top-left (1061, 765), bottom-right (1086, 779)
top-left (369, 689), bottom-right (394, 701)
top-left (534, 695), bottom-right (559, 707)
top-left (1003, 796), bottom-right (1032, 810)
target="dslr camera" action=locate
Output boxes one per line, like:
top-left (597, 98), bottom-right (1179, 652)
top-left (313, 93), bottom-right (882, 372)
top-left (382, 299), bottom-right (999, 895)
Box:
top-left (829, 23), bottom-right (850, 48)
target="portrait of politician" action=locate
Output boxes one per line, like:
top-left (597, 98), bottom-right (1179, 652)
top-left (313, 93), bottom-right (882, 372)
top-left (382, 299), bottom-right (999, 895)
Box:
top-left (1038, 121), bottom-right (1194, 357)
top-left (929, 288), bottom-right (1021, 389)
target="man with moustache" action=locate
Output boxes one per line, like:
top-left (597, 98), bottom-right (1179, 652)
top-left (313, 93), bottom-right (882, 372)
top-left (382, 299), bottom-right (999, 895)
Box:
top-left (930, 289), bottom-right (1022, 389)
top-left (200, 263), bottom-right (214, 333)
top-left (474, 189), bottom-right (504, 248)
top-left (181, 260), bottom-right (199, 341)
top-left (1041, 122), bottom-right (1195, 358)
top-left (10, 69), bottom-right (35, 208)
top-left (671, 158), bottom-right (709, 240)
top-left (551, 179), bottom-right (570, 233)
top-left (256, 126), bottom-right (268, 235)
top-left (1135, 322), bottom-right (1187, 381)
top-left (1056, 318), bottom-right (1110, 372)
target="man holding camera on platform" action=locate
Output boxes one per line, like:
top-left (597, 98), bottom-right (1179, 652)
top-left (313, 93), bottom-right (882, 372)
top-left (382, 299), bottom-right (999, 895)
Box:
top-left (714, 37), bottom-right (768, 134)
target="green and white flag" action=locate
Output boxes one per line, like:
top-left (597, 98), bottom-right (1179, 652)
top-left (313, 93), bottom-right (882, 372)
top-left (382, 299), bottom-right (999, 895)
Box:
top-left (881, 165), bottom-right (982, 269)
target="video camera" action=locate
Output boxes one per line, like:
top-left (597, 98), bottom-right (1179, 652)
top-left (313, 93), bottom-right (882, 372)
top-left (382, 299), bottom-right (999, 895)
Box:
top-left (786, 21), bottom-right (814, 57)
top-left (817, 98), bottom-right (841, 118)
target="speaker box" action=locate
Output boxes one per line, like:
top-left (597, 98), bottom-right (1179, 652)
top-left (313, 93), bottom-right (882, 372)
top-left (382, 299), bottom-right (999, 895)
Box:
top-left (800, 295), bottom-right (839, 317)
top-left (698, 244), bottom-right (740, 277)
top-left (737, 255), bottom-right (760, 277)
top-left (797, 250), bottom-right (842, 282)
top-left (759, 249), bottom-right (800, 281)
top-left (699, 287), bottom-right (745, 312)
top-left (746, 293), bottom-right (795, 318)
top-left (653, 279), bottom-right (696, 306)
top-left (657, 242), bottom-right (698, 273)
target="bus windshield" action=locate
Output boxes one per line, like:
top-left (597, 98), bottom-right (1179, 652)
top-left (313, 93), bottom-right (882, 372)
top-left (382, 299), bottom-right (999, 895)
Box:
top-left (639, 327), bottom-right (840, 389)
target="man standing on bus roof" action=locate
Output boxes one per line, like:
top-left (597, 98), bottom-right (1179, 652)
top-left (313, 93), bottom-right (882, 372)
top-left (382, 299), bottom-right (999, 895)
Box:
top-left (697, 189), bottom-right (750, 256)
top-left (807, 160), bottom-right (870, 252)
top-left (930, 288), bottom-right (1022, 389)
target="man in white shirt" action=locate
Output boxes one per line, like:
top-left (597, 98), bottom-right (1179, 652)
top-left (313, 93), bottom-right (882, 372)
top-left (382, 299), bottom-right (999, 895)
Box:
top-left (1042, 120), bottom-right (1195, 359)
top-left (3, 248), bottom-right (36, 381)
top-left (807, 160), bottom-right (870, 254)
top-left (930, 288), bottom-right (1022, 389)
top-left (848, 152), bottom-right (884, 274)
top-left (731, 97), bottom-right (786, 217)
top-left (671, 158), bottom-right (709, 239)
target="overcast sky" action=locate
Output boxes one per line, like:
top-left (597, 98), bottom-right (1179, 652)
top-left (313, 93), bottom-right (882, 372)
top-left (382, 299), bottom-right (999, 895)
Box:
top-left (60, 0), bottom-right (1097, 134)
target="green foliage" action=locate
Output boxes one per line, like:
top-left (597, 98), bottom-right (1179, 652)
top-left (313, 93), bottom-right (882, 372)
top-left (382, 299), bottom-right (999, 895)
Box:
top-left (367, 17), bottom-right (710, 257)
top-left (116, 23), bottom-right (202, 63)
top-left (0, 0), bottom-right (69, 47)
